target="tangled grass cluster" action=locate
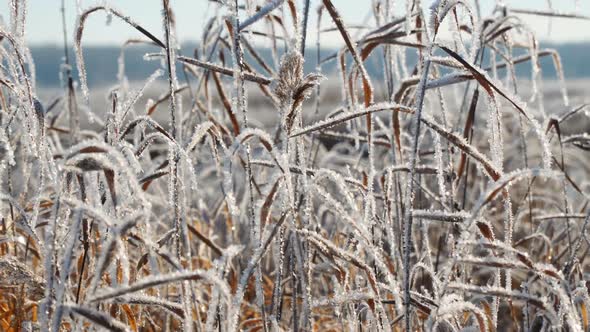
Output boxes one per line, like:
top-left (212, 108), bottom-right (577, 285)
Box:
top-left (0, 0), bottom-right (589, 331)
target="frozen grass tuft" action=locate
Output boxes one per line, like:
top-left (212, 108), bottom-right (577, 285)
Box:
top-left (0, 0), bottom-right (589, 331)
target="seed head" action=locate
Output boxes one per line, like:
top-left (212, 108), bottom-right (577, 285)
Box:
top-left (275, 51), bottom-right (323, 110)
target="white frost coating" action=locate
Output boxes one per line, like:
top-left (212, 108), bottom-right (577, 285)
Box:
top-left (550, 51), bottom-right (570, 107)
top-left (412, 209), bottom-right (471, 222)
top-left (74, 5), bottom-right (161, 105)
top-left (533, 118), bottom-right (553, 169)
top-left (291, 102), bottom-right (413, 138)
top-left (50, 211), bottom-right (83, 331)
top-left (167, 141), bottom-right (178, 207)
top-left (120, 143), bottom-right (143, 175)
top-left (404, 0), bottom-right (413, 35)
top-left (471, 169), bottom-right (563, 218)
top-left (313, 168), bottom-right (358, 213)
top-left (0, 130), bottom-right (15, 166)
top-left (221, 148), bottom-right (240, 217)
top-left (186, 121), bottom-right (216, 152)
top-left (429, 297), bottom-right (488, 331)
top-left (486, 92), bottom-right (504, 171)
top-left (90, 269), bottom-right (231, 303)
top-left (73, 12), bottom-right (90, 103)
top-left (422, 115), bottom-right (502, 180)
top-left (433, 133), bottom-right (447, 202)
top-left (62, 303), bottom-right (131, 332)
top-left (239, 0), bottom-right (285, 32)
top-left (0, 2), bottom-right (586, 331)
top-left (119, 69), bottom-right (163, 123)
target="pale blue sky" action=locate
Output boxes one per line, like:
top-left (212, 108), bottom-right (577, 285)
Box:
top-left (2, 0), bottom-right (590, 46)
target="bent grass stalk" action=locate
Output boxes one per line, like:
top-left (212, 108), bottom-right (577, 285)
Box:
top-left (0, 0), bottom-right (588, 331)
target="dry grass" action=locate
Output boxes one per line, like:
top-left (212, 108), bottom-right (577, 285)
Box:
top-left (0, 0), bottom-right (589, 331)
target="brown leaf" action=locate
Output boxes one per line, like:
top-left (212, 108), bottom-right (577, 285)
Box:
top-left (260, 177), bottom-right (282, 228)
top-left (439, 45), bottom-right (530, 120)
top-left (104, 169), bottom-right (116, 207)
top-left (476, 222), bottom-right (495, 241)
top-left (456, 88), bottom-right (479, 182)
